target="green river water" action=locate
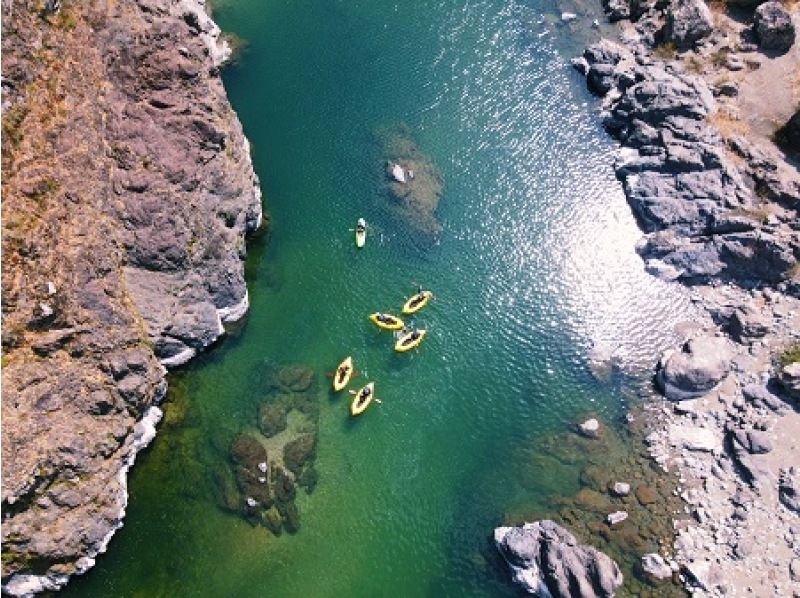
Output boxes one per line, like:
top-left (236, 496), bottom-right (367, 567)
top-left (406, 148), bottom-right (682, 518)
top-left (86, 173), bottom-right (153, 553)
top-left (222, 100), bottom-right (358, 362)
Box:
top-left (65, 1), bottom-right (695, 596)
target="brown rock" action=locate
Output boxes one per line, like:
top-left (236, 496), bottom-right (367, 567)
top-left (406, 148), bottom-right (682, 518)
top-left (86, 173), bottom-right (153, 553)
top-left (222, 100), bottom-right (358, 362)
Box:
top-left (635, 485), bottom-right (659, 506)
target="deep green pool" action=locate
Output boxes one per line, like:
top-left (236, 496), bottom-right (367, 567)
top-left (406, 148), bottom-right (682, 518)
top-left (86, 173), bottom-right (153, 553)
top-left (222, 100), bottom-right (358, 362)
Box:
top-left (65, 0), bottom-right (694, 595)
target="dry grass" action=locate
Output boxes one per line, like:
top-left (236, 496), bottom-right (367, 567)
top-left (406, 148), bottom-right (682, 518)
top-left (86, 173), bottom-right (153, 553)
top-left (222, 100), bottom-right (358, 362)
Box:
top-left (654, 42), bottom-right (677, 61)
top-left (708, 109), bottom-right (750, 139)
top-left (685, 55), bottom-right (706, 74)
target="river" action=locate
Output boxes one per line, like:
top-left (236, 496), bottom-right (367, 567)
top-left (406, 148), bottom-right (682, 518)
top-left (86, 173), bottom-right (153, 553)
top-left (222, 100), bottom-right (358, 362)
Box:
top-left (64, 0), bottom-right (693, 595)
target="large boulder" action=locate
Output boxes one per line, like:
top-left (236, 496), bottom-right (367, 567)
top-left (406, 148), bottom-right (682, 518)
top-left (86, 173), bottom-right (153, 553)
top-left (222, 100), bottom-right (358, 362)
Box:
top-left (494, 520), bottom-right (623, 597)
top-left (640, 553), bottom-right (673, 585)
top-left (656, 336), bottom-right (732, 400)
top-left (779, 362), bottom-right (800, 400)
top-left (754, 2), bottom-right (796, 53)
top-left (665, 0), bottom-right (714, 49)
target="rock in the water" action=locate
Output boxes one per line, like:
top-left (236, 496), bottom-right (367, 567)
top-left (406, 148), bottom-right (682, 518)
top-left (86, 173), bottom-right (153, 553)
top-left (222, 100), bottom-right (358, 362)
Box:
top-left (578, 418), bottom-right (601, 438)
top-left (635, 485), bottom-right (659, 505)
top-left (640, 553), bottom-right (673, 584)
top-left (754, 2), bottom-right (796, 53)
top-left (258, 402), bottom-right (288, 438)
top-left (779, 467), bottom-right (800, 513)
top-left (779, 361), bottom-right (800, 400)
top-left (230, 434), bottom-right (267, 467)
top-left (665, 0), bottom-right (714, 49)
top-left (607, 511), bottom-right (629, 525)
top-left (656, 336), bottom-right (732, 400)
top-left (611, 481), bottom-right (631, 497)
top-left (494, 520), bottom-right (623, 597)
top-left (389, 162), bottom-right (406, 184)
top-left (283, 433), bottom-right (316, 475)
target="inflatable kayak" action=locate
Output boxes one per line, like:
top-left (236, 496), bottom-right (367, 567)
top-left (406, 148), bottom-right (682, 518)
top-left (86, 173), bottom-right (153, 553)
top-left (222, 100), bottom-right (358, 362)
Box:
top-left (350, 382), bottom-right (375, 416)
top-left (369, 312), bottom-right (404, 331)
top-left (332, 356), bottom-right (353, 392)
top-left (394, 329), bottom-right (427, 352)
top-left (402, 290), bottom-right (432, 315)
top-left (355, 218), bottom-right (366, 248)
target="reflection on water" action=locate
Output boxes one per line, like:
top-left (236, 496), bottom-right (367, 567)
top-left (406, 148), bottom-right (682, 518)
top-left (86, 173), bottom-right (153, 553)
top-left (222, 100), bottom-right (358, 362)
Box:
top-left (63, 1), bottom-right (698, 596)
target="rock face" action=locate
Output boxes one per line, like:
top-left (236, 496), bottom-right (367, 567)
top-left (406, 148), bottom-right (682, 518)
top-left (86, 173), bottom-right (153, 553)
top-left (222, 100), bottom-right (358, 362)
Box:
top-left (656, 336), bottom-right (732, 400)
top-left (494, 520), bottom-right (624, 597)
top-left (665, 0), bottom-right (714, 49)
top-left (1, 0), bottom-right (261, 593)
top-left (577, 39), bottom-right (799, 288)
top-left (779, 468), bottom-right (800, 513)
top-left (753, 2), bottom-right (796, 53)
top-left (779, 362), bottom-right (800, 400)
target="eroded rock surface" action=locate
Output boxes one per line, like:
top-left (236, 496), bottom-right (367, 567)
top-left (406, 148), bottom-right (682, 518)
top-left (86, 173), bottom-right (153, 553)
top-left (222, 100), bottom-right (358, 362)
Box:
top-left (1, 0), bottom-right (261, 593)
top-left (494, 520), bottom-right (624, 597)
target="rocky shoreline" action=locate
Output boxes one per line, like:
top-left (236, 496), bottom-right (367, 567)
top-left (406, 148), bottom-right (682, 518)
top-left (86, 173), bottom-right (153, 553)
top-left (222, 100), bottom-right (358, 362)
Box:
top-left (569, 0), bottom-right (799, 596)
top-left (1, 0), bottom-right (261, 594)
top-left (497, 0), bottom-right (799, 595)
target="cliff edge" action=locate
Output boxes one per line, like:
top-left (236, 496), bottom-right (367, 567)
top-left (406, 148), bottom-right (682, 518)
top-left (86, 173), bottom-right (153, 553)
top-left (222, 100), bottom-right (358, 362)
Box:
top-left (1, 0), bottom-right (262, 593)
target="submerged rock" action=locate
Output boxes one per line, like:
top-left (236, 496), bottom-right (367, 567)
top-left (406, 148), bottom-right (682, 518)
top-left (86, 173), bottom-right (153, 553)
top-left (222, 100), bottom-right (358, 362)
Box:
top-left (494, 520), bottom-right (623, 597)
top-left (258, 402), bottom-right (288, 438)
top-left (377, 124), bottom-right (444, 241)
top-left (283, 434), bottom-right (316, 475)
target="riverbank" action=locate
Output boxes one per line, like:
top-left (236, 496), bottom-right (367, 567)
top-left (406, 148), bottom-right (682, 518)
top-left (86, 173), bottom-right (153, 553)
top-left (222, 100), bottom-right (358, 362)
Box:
top-left (1, 0), bottom-right (261, 593)
top-left (572, 1), bottom-right (800, 595)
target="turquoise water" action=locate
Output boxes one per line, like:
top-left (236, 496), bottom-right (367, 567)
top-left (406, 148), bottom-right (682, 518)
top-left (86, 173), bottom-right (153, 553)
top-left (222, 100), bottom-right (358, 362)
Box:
top-left (65, 1), bottom-right (694, 596)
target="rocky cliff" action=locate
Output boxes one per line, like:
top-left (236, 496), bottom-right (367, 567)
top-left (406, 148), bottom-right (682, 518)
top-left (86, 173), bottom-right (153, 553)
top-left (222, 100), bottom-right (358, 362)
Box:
top-left (1, 0), bottom-right (262, 594)
top-left (571, 0), bottom-right (800, 594)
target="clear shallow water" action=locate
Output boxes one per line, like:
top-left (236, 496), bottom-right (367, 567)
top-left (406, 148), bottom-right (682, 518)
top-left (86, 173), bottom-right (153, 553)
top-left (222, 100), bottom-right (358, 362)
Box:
top-left (65, 1), bottom-right (694, 596)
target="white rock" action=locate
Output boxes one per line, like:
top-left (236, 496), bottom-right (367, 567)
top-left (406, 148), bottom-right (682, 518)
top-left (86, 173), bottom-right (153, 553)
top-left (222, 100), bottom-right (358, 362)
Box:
top-left (561, 11), bottom-right (577, 21)
top-left (669, 424), bottom-right (720, 453)
top-left (607, 511), bottom-right (628, 525)
top-left (641, 553), bottom-right (673, 583)
top-left (578, 418), bottom-right (600, 438)
top-left (257, 461), bottom-right (268, 473)
top-left (245, 497), bottom-right (258, 508)
top-left (390, 163), bottom-right (406, 183)
top-left (612, 482), bottom-right (631, 497)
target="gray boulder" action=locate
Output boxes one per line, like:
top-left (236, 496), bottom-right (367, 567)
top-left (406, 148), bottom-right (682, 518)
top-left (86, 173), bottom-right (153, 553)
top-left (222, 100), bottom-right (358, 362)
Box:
top-left (494, 520), bottom-right (623, 597)
top-left (754, 2), bottom-right (796, 53)
top-left (728, 305), bottom-right (770, 343)
top-left (742, 383), bottom-right (784, 411)
top-left (779, 467), bottom-right (800, 513)
top-left (730, 428), bottom-right (773, 455)
top-left (588, 63), bottom-right (618, 96)
top-left (640, 553), bottom-right (673, 584)
top-left (656, 336), bottom-right (732, 400)
top-left (665, 0), bottom-right (714, 49)
top-left (779, 362), bottom-right (800, 400)
top-left (603, 0), bottom-right (631, 21)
